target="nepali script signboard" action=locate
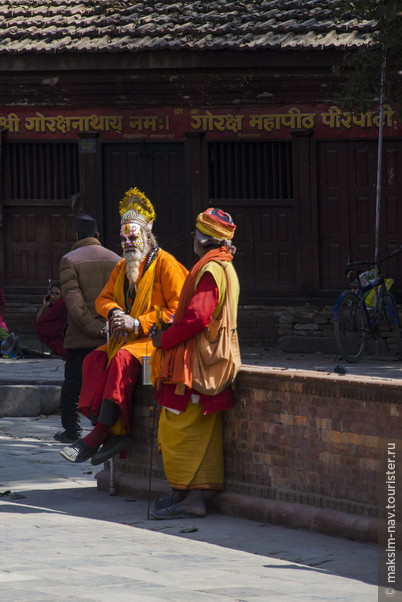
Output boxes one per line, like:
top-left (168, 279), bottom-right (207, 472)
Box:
top-left (0, 105), bottom-right (399, 140)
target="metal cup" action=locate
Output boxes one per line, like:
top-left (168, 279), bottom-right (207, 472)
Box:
top-left (141, 355), bottom-right (152, 385)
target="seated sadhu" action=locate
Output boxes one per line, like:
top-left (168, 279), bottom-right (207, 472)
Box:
top-left (150, 208), bottom-right (240, 519)
top-left (60, 187), bottom-right (188, 465)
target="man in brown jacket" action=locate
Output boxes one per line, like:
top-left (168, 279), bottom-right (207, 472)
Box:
top-left (54, 213), bottom-right (120, 444)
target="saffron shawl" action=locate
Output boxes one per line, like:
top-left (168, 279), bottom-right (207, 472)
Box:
top-left (157, 246), bottom-right (234, 391)
top-left (105, 256), bottom-right (158, 363)
top-left (95, 250), bottom-right (188, 367)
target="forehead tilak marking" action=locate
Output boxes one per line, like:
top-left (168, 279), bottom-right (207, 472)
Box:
top-left (120, 222), bottom-right (142, 236)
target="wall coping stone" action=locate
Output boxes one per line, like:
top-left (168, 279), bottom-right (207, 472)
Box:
top-left (238, 365), bottom-right (402, 404)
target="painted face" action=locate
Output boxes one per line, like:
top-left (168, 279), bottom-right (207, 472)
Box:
top-left (120, 222), bottom-right (145, 253)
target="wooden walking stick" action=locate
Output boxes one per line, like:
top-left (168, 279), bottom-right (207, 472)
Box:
top-left (108, 456), bottom-right (116, 496)
top-left (146, 398), bottom-right (157, 519)
top-left (146, 306), bottom-right (164, 519)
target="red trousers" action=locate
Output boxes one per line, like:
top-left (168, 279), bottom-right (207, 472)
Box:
top-left (78, 348), bottom-right (140, 432)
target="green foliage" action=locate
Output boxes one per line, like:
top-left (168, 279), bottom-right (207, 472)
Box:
top-left (333, 1), bottom-right (402, 113)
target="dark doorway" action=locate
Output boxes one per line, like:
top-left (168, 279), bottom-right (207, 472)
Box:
top-left (2, 142), bottom-right (79, 292)
top-left (102, 142), bottom-right (191, 268)
top-left (207, 139), bottom-right (297, 301)
top-left (317, 139), bottom-right (402, 295)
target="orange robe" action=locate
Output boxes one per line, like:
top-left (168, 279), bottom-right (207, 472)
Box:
top-left (78, 249), bottom-right (188, 430)
top-left (96, 249), bottom-right (188, 360)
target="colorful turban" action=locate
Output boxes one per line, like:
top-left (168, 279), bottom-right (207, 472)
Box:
top-left (196, 208), bottom-right (236, 241)
top-left (119, 187), bottom-right (156, 226)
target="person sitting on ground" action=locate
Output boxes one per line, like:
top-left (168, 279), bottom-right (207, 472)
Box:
top-left (59, 187), bottom-right (188, 465)
top-left (35, 281), bottom-right (68, 357)
top-left (0, 288), bottom-right (48, 359)
top-left (150, 208), bottom-right (240, 520)
top-left (0, 288), bottom-right (9, 344)
top-left (0, 288), bottom-right (11, 357)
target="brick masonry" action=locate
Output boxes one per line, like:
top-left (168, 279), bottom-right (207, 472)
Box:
top-left (276, 305), bottom-right (401, 355)
top-left (5, 296), bottom-right (402, 353)
top-left (96, 366), bottom-right (402, 543)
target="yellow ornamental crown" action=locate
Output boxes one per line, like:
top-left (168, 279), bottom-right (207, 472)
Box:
top-left (119, 187), bottom-right (156, 223)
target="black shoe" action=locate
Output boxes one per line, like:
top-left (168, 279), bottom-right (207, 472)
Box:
top-left (91, 435), bottom-right (133, 466)
top-left (0, 333), bottom-right (20, 358)
top-left (54, 431), bottom-right (80, 444)
top-left (59, 439), bottom-right (97, 463)
top-left (0, 332), bottom-right (16, 353)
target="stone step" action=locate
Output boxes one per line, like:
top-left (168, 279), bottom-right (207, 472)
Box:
top-left (0, 384), bottom-right (61, 417)
top-left (0, 357), bottom-right (64, 417)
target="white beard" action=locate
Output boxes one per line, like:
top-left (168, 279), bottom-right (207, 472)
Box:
top-left (124, 249), bottom-right (144, 287)
top-left (123, 231), bottom-right (156, 287)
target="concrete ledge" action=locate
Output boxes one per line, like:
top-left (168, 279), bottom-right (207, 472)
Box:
top-left (0, 385), bottom-right (61, 416)
top-left (239, 363), bottom-right (402, 401)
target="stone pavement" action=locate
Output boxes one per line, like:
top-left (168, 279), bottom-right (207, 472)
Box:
top-left (0, 414), bottom-right (379, 602)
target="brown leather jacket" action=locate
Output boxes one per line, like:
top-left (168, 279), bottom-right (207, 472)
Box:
top-left (60, 237), bottom-right (120, 349)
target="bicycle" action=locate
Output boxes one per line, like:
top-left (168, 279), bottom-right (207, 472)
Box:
top-left (333, 246), bottom-right (402, 363)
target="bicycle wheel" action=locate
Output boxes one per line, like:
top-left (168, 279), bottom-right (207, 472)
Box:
top-left (333, 291), bottom-right (366, 362)
top-left (383, 292), bottom-right (402, 358)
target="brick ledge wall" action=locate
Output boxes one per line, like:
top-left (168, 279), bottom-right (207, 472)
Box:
top-left (96, 366), bottom-right (401, 543)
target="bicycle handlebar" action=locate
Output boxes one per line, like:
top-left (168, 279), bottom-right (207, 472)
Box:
top-left (345, 245), bottom-right (402, 273)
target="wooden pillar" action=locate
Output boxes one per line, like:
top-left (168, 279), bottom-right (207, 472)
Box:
top-left (184, 131), bottom-right (206, 219)
top-left (0, 129), bottom-right (5, 286)
top-left (78, 133), bottom-right (100, 227)
top-left (291, 129), bottom-right (317, 294)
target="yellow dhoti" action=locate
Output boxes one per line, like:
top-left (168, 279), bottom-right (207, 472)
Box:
top-left (158, 401), bottom-right (224, 490)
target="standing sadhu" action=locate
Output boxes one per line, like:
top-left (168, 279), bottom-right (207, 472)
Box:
top-left (150, 208), bottom-right (240, 519)
top-left (60, 187), bottom-right (188, 465)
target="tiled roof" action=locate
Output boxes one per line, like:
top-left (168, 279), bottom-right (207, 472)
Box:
top-left (0, 0), bottom-right (376, 54)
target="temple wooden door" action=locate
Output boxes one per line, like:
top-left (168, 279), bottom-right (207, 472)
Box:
top-left (1, 141), bottom-right (79, 293)
top-left (102, 141), bottom-right (192, 269)
top-left (317, 139), bottom-right (402, 296)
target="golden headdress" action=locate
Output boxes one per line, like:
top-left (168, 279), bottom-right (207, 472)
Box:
top-left (119, 187), bottom-right (156, 226)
